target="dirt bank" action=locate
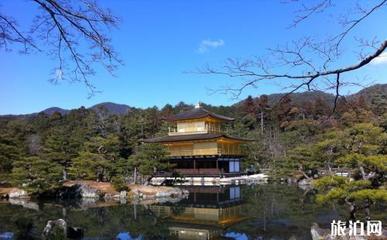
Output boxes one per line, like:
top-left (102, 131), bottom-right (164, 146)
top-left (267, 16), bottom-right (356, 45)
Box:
top-left (63, 180), bottom-right (119, 195)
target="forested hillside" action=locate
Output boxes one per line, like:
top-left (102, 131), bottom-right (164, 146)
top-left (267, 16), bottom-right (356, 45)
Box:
top-left (0, 84), bottom-right (386, 196)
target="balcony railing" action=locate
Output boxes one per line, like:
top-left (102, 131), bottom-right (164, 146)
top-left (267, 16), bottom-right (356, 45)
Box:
top-left (169, 148), bottom-right (241, 157)
top-left (168, 130), bottom-right (208, 136)
top-left (174, 168), bottom-right (221, 176)
top-left (154, 169), bottom-right (242, 177)
top-left (168, 125), bottom-right (221, 136)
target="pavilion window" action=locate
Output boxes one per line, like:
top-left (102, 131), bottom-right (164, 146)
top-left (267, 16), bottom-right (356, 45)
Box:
top-left (229, 160), bottom-right (240, 173)
top-left (229, 186), bottom-right (241, 199)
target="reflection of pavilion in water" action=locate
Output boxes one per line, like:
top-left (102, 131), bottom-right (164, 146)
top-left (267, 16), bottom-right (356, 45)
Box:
top-left (150, 185), bottom-right (247, 240)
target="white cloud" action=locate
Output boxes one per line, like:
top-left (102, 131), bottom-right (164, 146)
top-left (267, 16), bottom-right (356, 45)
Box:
top-left (371, 52), bottom-right (387, 65)
top-left (198, 39), bottom-right (224, 53)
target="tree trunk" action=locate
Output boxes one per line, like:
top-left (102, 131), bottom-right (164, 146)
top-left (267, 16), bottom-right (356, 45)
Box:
top-left (365, 204), bottom-right (371, 220)
top-left (260, 111), bottom-right (264, 134)
top-left (345, 198), bottom-right (357, 222)
top-left (359, 164), bottom-right (367, 180)
top-left (326, 162), bottom-right (333, 176)
top-left (133, 203), bottom-right (137, 220)
top-left (63, 169), bottom-right (67, 181)
top-left (299, 165), bottom-right (311, 180)
top-left (145, 174), bottom-right (153, 186)
top-left (133, 167), bottom-right (137, 184)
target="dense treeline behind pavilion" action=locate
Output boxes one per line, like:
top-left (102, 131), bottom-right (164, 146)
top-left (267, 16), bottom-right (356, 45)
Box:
top-left (0, 84), bottom-right (386, 197)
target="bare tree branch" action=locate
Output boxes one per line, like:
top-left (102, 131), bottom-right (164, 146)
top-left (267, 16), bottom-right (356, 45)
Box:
top-left (0, 14), bottom-right (40, 52)
top-left (0, 0), bottom-right (122, 96)
top-left (289, 0), bottom-right (332, 28)
top-left (332, 73), bottom-right (340, 113)
top-left (331, 0), bottom-right (387, 53)
top-left (198, 0), bottom-right (387, 112)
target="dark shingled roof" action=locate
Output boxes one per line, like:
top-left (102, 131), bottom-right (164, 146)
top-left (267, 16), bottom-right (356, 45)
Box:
top-left (169, 107), bottom-right (234, 122)
top-left (143, 133), bottom-right (252, 143)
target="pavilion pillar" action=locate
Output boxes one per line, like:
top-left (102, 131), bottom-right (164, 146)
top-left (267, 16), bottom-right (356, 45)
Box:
top-left (193, 159), bottom-right (196, 169)
top-left (216, 159), bottom-right (219, 169)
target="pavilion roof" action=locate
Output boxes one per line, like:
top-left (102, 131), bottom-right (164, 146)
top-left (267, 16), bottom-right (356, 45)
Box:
top-left (169, 106), bottom-right (234, 122)
top-left (143, 133), bottom-right (252, 143)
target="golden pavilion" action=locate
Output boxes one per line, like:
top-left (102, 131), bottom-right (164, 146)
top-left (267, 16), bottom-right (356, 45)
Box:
top-left (144, 104), bottom-right (251, 178)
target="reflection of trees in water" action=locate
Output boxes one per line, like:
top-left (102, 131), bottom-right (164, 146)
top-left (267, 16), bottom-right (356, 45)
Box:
top-left (141, 205), bottom-right (158, 225)
top-left (0, 204), bottom-right (63, 239)
top-left (14, 216), bottom-right (36, 240)
top-left (233, 184), bottom-right (346, 239)
top-left (243, 184), bottom-right (384, 238)
top-left (95, 207), bottom-right (109, 225)
top-left (65, 204), bottom-right (170, 239)
top-left (1, 185), bottom-right (385, 239)
top-left (170, 205), bottom-right (186, 216)
top-left (0, 203), bottom-right (170, 239)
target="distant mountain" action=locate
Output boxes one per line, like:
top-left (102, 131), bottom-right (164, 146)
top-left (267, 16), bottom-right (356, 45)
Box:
top-left (234, 90), bottom-right (336, 108)
top-left (0, 102), bottom-right (133, 118)
top-left (235, 84), bottom-right (387, 108)
top-left (38, 103), bottom-right (132, 116)
top-left (265, 90), bottom-right (335, 106)
top-left (351, 84), bottom-right (387, 104)
top-left (40, 107), bottom-right (69, 115)
top-left (90, 102), bottom-right (132, 115)
top-left (1, 84), bottom-right (385, 117)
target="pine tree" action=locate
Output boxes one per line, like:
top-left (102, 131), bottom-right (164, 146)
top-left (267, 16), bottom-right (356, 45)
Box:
top-left (313, 123), bottom-right (387, 220)
top-left (70, 134), bottom-right (123, 181)
top-left (128, 143), bottom-right (169, 184)
top-left (42, 127), bottom-right (80, 180)
top-left (0, 134), bottom-right (20, 182)
top-left (12, 156), bottom-right (63, 194)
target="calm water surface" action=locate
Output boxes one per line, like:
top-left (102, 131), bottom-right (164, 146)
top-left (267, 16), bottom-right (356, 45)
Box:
top-left (0, 184), bottom-right (385, 240)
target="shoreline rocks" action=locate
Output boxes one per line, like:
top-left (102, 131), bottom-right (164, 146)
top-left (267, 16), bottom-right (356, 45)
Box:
top-left (0, 187), bottom-right (29, 199)
top-left (78, 184), bottom-right (100, 199)
top-left (62, 180), bottom-right (117, 200)
top-left (62, 180), bottom-right (189, 204)
top-left (42, 219), bottom-right (84, 239)
top-left (129, 185), bottom-right (189, 204)
top-left (8, 198), bottom-right (39, 210)
top-left (1, 181), bottom-right (189, 206)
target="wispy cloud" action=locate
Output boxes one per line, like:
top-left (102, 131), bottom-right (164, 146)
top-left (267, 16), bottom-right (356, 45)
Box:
top-left (371, 52), bottom-right (387, 65)
top-left (198, 39), bottom-right (224, 53)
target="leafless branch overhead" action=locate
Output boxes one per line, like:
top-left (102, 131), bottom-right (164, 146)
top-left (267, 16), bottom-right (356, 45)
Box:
top-left (199, 0), bottom-right (387, 113)
top-left (0, 0), bottom-right (122, 96)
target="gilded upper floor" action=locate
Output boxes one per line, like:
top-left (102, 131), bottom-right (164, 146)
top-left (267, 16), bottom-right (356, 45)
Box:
top-left (167, 104), bottom-right (234, 136)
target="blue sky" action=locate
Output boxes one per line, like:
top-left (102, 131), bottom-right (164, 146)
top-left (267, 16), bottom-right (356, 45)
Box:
top-left (1, 0), bottom-right (386, 114)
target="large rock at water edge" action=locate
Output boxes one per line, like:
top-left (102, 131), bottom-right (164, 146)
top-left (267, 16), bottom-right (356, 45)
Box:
top-left (8, 188), bottom-right (29, 199)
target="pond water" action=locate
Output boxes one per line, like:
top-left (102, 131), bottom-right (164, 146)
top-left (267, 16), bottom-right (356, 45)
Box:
top-left (0, 184), bottom-right (385, 240)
